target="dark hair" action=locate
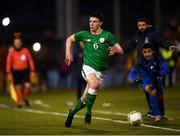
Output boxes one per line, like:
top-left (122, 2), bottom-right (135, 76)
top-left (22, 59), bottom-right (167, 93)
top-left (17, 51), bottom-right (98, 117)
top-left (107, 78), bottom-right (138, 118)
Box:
top-left (143, 43), bottom-right (154, 50)
top-left (89, 12), bottom-right (104, 22)
top-left (14, 32), bottom-right (22, 39)
top-left (138, 18), bottom-right (151, 24)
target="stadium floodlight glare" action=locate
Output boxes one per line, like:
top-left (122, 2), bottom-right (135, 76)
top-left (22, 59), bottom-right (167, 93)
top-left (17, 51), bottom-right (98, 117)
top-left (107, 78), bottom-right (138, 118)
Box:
top-left (33, 42), bottom-right (41, 52)
top-left (2, 17), bottom-right (10, 26)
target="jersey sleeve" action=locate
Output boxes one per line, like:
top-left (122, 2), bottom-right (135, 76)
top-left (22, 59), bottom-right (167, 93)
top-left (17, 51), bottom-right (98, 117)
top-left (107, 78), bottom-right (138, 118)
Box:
top-left (108, 32), bottom-right (118, 46)
top-left (74, 31), bottom-right (85, 42)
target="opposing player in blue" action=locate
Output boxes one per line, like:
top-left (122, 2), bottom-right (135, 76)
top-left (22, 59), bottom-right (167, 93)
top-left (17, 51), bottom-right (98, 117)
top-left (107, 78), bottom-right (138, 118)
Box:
top-left (109, 18), bottom-right (176, 116)
top-left (129, 43), bottom-right (171, 121)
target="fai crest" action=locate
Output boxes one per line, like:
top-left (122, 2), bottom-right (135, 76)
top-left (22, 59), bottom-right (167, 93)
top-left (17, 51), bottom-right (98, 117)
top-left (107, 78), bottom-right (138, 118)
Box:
top-left (99, 38), bottom-right (105, 43)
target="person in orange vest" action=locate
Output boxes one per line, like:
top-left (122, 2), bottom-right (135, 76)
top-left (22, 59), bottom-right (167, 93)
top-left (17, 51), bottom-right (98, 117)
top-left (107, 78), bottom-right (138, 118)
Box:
top-left (6, 32), bottom-right (36, 108)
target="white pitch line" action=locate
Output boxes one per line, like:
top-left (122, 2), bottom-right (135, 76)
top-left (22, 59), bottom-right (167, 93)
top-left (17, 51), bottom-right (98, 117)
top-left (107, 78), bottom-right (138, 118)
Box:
top-left (0, 103), bottom-right (10, 109)
top-left (0, 103), bottom-right (180, 133)
top-left (94, 110), bottom-right (128, 116)
top-left (94, 110), bottom-right (180, 132)
top-left (141, 124), bottom-right (180, 132)
top-left (32, 100), bottom-right (50, 108)
top-left (23, 108), bottom-right (180, 133)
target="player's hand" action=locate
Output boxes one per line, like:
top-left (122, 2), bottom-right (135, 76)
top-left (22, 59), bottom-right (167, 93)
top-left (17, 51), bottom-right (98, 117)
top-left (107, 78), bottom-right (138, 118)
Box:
top-left (81, 93), bottom-right (88, 104)
top-left (152, 75), bottom-right (161, 80)
top-left (145, 84), bottom-right (153, 93)
top-left (30, 71), bottom-right (37, 80)
top-left (134, 79), bottom-right (143, 84)
top-left (65, 53), bottom-right (73, 66)
top-left (30, 71), bottom-right (36, 79)
top-left (30, 71), bottom-right (36, 76)
top-left (151, 89), bottom-right (157, 96)
top-left (30, 71), bottom-right (38, 85)
top-left (169, 45), bottom-right (177, 51)
top-left (82, 95), bottom-right (87, 104)
top-left (108, 46), bottom-right (117, 56)
top-left (156, 76), bottom-right (161, 80)
top-left (145, 84), bottom-right (157, 96)
top-left (7, 73), bottom-right (13, 83)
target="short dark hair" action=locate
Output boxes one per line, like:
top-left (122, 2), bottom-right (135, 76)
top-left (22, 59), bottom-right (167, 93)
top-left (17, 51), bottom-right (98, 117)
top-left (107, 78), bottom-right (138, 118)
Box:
top-left (138, 18), bottom-right (151, 24)
top-left (143, 43), bottom-right (154, 50)
top-left (14, 32), bottom-right (22, 39)
top-left (89, 12), bottom-right (104, 22)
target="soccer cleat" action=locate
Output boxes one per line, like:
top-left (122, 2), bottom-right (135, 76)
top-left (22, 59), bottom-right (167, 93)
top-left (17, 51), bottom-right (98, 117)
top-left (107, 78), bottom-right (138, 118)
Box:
top-left (146, 112), bottom-right (156, 118)
top-left (144, 111), bottom-right (152, 116)
top-left (154, 116), bottom-right (161, 122)
top-left (17, 105), bottom-right (22, 108)
top-left (161, 115), bottom-right (173, 121)
top-left (24, 99), bottom-right (30, 107)
top-left (65, 110), bottom-right (74, 127)
top-left (84, 114), bottom-right (91, 124)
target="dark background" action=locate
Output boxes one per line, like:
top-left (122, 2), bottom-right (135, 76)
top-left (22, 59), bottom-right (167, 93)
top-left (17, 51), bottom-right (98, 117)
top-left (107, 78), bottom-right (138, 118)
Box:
top-left (0, 0), bottom-right (180, 90)
top-left (0, 0), bottom-right (179, 44)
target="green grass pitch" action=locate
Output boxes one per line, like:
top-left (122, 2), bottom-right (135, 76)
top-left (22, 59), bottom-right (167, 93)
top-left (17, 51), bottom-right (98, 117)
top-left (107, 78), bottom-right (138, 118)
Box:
top-left (0, 86), bottom-right (180, 135)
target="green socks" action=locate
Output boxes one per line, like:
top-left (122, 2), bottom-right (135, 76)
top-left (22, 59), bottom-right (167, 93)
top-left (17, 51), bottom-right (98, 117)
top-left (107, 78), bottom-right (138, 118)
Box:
top-left (69, 93), bottom-right (96, 116)
top-left (86, 93), bottom-right (96, 115)
top-left (70, 98), bottom-right (86, 116)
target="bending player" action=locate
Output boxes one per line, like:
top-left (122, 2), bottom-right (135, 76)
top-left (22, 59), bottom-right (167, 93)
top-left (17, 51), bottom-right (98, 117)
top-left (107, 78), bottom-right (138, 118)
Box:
top-left (129, 43), bottom-right (171, 121)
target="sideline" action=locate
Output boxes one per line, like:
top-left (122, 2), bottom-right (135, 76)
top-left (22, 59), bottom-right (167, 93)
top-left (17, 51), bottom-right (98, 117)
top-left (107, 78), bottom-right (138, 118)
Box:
top-left (24, 108), bottom-right (180, 132)
top-left (0, 103), bottom-right (180, 133)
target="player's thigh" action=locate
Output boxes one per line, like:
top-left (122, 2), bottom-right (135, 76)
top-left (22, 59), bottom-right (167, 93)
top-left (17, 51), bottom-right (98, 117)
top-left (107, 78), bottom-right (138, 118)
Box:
top-left (139, 77), bottom-right (152, 90)
top-left (82, 65), bottom-right (98, 83)
top-left (82, 65), bottom-right (105, 88)
top-left (24, 82), bottom-right (31, 88)
top-left (86, 73), bottom-right (99, 88)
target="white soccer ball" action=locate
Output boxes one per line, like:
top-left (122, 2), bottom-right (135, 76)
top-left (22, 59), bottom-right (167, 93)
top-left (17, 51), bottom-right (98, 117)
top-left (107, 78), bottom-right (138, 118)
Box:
top-left (127, 111), bottom-right (143, 126)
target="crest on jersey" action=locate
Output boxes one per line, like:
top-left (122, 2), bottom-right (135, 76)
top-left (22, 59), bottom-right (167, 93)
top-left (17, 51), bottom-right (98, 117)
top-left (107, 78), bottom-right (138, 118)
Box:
top-left (99, 38), bottom-right (105, 43)
top-left (20, 54), bottom-right (26, 61)
top-left (150, 66), bottom-right (154, 69)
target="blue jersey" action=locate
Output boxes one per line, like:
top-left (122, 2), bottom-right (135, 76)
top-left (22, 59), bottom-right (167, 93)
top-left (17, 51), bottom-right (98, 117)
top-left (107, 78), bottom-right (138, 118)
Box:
top-left (129, 53), bottom-right (169, 82)
top-left (129, 53), bottom-right (169, 117)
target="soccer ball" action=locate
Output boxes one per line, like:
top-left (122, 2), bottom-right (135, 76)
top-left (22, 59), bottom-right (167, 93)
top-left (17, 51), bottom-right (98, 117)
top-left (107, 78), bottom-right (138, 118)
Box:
top-left (127, 111), bottom-right (143, 126)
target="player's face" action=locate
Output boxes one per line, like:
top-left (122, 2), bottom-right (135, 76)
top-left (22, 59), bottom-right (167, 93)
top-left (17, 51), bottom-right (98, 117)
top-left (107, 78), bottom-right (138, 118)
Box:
top-left (13, 39), bottom-right (22, 49)
top-left (143, 48), bottom-right (153, 60)
top-left (137, 21), bottom-right (148, 32)
top-left (89, 17), bottom-right (102, 33)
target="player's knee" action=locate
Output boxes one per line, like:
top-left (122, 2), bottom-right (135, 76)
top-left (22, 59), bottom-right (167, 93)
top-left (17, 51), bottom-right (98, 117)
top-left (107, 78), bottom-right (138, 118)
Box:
top-left (145, 84), bottom-right (153, 92)
top-left (88, 88), bottom-right (97, 95)
top-left (90, 80), bottom-right (99, 90)
top-left (25, 83), bottom-right (31, 88)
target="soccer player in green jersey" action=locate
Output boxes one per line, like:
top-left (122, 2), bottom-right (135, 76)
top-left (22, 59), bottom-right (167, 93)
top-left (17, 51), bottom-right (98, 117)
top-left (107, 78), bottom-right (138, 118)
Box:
top-left (64, 12), bottom-right (123, 127)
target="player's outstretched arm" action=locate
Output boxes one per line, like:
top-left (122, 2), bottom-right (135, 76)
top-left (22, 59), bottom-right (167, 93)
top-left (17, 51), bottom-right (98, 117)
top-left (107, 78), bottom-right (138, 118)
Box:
top-left (65, 34), bottom-right (75, 66)
top-left (108, 43), bottom-right (124, 56)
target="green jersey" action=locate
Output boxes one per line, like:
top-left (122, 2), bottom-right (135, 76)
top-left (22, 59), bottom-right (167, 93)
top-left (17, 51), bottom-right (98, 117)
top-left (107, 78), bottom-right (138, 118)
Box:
top-left (74, 30), bottom-right (118, 71)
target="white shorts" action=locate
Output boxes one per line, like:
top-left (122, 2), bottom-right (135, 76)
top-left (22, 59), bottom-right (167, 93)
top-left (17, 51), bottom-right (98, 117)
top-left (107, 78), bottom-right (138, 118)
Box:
top-left (81, 65), bottom-right (106, 83)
